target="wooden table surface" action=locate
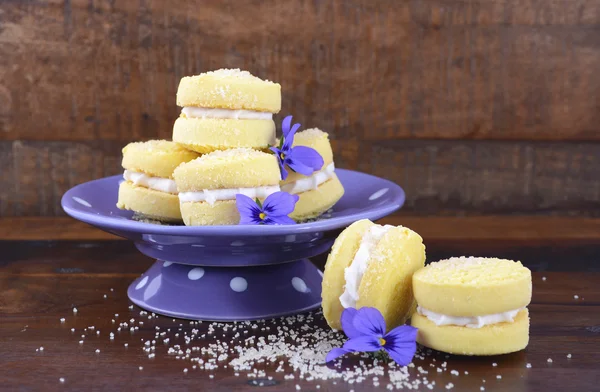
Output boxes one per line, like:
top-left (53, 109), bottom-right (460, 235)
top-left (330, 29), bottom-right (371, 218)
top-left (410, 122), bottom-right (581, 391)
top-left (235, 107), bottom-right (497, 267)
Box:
top-left (2, 218), bottom-right (600, 391)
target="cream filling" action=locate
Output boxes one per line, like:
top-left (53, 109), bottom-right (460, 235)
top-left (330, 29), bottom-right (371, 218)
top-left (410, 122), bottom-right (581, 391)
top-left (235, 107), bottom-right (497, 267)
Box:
top-left (123, 170), bottom-right (178, 194)
top-left (339, 225), bottom-right (395, 309)
top-left (179, 185), bottom-right (280, 206)
top-left (417, 306), bottom-right (524, 329)
top-left (181, 106), bottom-right (273, 120)
top-left (281, 163), bottom-right (336, 195)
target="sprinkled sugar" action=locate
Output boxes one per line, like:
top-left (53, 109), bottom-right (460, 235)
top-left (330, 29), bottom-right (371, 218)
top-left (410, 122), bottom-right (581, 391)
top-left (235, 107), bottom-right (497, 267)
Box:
top-left (62, 293), bottom-right (522, 390)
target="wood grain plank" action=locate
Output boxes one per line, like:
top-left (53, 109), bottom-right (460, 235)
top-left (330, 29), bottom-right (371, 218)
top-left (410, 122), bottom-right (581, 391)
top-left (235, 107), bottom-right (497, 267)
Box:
top-left (359, 139), bottom-right (600, 216)
top-left (1, 139), bottom-right (600, 217)
top-left (3, 216), bottom-right (600, 242)
top-left (1, 1), bottom-right (600, 142)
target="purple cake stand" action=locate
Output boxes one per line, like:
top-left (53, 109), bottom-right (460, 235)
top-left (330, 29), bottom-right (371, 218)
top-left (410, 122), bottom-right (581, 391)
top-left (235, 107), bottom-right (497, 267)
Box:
top-left (61, 169), bottom-right (405, 321)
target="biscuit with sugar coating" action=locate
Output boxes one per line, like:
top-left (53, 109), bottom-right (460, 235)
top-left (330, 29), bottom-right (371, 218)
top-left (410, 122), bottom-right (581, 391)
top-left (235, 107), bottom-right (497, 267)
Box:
top-left (173, 148), bottom-right (281, 191)
top-left (177, 69), bottom-right (281, 113)
top-left (117, 181), bottom-right (182, 222)
top-left (413, 257), bottom-right (532, 317)
top-left (121, 140), bottom-right (200, 179)
top-left (280, 128), bottom-right (344, 220)
top-left (322, 219), bottom-right (375, 330)
top-left (173, 117), bottom-right (275, 154)
top-left (411, 309), bottom-right (530, 355)
top-left (179, 200), bottom-right (240, 226)
top-left (356, 226), bottom-right (426, 330)
top-left (289, 175), bottom-right (344, 221)
top-left (322, 221), bottom-right (426, 331)
top-left (174, 148), bottom-right (282, 226)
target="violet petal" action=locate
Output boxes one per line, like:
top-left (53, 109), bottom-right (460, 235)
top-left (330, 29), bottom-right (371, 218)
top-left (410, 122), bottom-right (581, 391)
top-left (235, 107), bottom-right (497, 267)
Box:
top-left (342, 335), bottom-right (381, 353)
top-left (383, 325), bottom-right (418, 366)
top-left (281, 115), bottom-right (293, 138)
top-left (269, 146), bottom-right (288, 180)
top-left (352, 307), bottom-right (386, 337)
top-left (325, 348), bottom-right (350, 363)
top-left (286, 146), bottom-right (324, 174)
top-left (385, 341), bottom-right (417, 367)
top-left (236, 194), bottom-right (262, 225)
top-left (340, 308), bottom-right (363, 339)
top-left (262, 192), bottom-right (298, 216)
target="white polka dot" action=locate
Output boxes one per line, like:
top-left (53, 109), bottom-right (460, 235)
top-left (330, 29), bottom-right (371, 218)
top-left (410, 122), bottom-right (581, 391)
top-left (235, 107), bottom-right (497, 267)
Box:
top-left (369, 188), bottom-right (389, 201)
top-left (72, 197), bottom-right (92, 207)
top-left (230, 240), bottom-right (245, 247)
top-left (143, 275), bottom-right (162, 301)
top-left (162, 261), bottom-right (173, 267)
top-left (292, 277), bottom-right (309, 293)
top-left (135, 276), bottom-right (148, 290)
top-left (230, 277), bottom-right (248, 292)
top-left (188, 268), bottom-right (205, 280)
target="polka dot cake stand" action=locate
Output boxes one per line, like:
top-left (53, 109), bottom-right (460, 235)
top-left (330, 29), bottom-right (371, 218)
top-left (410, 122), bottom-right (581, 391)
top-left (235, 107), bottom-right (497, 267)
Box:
top-left (61, 169), bottom-right (405, 321)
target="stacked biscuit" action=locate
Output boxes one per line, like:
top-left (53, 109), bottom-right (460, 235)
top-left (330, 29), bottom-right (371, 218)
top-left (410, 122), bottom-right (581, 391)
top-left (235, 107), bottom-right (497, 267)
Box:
top-left (411, 257), bottom-right (532, 355)
top-left (117, 69), bottom-right (344, 225)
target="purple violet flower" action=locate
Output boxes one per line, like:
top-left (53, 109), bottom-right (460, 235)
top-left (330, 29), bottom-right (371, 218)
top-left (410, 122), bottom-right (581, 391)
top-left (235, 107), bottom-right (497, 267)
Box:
top-left (236, 192), bottom-right (299, 225)
top-left (270, 115), bottom-right (324, 180)
top-left (326, 307), bottom-right (418, 366)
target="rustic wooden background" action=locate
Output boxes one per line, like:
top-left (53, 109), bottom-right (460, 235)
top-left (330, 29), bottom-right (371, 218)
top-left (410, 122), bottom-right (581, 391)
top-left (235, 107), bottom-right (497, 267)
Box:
top-left (1, 0), bottom-right (599, 218)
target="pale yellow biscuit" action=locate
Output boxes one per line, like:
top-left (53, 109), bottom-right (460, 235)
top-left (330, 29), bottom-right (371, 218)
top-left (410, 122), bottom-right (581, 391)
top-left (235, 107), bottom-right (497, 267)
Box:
top-left (173, 117), bottom-right (275, 154)
top-left (173, 148), bottom-right (281, 191)
top-left (177, 69), bottom-right (281, 113)
top-left (356, 226), bottom-right (426, 329)
top-left (174, 148), bottom-right (282, 226)
top-left (413, 257), bottom-right (532, 317)
top-left (290, 175), bottom-right (344, 221)
top-left (322, 219), bottom-right (375, 330)
top-left (322, 221), bottom-right (426, 331)
top-left (179, 200), bottom-right (239, 226)
top-left (117, 181), bottom-right (182, 222)
top-left (411, 309), bottom-right (530, 355)
top-left (121, 140), bottom-right (200, 179)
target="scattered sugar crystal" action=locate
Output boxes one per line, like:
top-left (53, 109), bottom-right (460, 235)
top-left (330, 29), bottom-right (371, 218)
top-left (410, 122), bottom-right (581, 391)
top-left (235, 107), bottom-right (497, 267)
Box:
top-left (183, 368), bottom-right (188, 373)
top-left (574, 295), bottom-right (579, 299)
top-left (542, 277), bottom-right (547, 281)
top-left (73, 308), bottom-right (78, 313)
top-left (496, 375), bottom-right (502, 379)
top-left (59, 378), bottom-right (65, 383)
top-left (567, 354), bottom-right (572, 358)
top-left (492, 363), bottom-right (497, 367)
top-left (39, 347), bottom-right (44, 351)
top-left (95, 349), bottom-right (100, 353)
top-left (526, 363), bottom-right (532, 368)
top-left (547, 358), bottom-right (553, 363)
top-left (60, 318), bottom-right (65, 323)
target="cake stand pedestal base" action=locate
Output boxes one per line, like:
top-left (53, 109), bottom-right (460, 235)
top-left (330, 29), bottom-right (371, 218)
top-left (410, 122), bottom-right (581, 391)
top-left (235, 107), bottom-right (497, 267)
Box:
top-left (127, 259), bottom-right (323, 321)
